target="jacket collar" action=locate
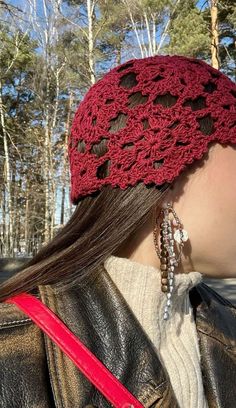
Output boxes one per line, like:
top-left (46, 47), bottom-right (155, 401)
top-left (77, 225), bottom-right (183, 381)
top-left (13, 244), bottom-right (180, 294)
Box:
top-left (189, 283), bottom-right (236, 407)
top-left (39, 265), bottom-right (179, 407)
top-left (39, 265), bottom-right (236, 408)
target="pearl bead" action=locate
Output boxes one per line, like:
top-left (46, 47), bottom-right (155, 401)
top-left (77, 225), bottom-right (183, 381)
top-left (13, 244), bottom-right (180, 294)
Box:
top-left (169, 278), bottom-right (173, 286)
top-left (167, 299), bottom-right (172, 306)
top-left (167, 293), bottom-right (171, 299)
top-left (164, 312), bottom-right (169, 320)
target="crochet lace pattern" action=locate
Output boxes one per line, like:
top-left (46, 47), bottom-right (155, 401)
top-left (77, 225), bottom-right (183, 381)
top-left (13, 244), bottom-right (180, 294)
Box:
top-left (69, 55), bottom-right (236, 204)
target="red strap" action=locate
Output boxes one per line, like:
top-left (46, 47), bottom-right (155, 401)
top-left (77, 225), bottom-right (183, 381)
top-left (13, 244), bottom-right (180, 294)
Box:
top-left (5, 293), bottom-right (144, 408)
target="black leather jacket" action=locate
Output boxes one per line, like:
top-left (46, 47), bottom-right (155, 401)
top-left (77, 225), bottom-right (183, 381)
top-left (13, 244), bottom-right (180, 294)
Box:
top-left (0, 261), bottom-right (236, 408)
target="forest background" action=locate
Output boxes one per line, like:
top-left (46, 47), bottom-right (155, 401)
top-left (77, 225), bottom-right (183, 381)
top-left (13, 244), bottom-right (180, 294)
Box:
top-left (0, 0), bottom-right (235, 257)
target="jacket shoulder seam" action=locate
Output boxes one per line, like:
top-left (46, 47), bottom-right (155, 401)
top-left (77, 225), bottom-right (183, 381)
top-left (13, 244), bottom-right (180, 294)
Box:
top-left (198, 327), bottom-right (236, 350)
top-left (0, 317), bottom-right (31, 327)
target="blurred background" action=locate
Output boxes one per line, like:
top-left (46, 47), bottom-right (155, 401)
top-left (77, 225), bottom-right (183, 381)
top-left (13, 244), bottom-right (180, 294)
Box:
top-left (0, 0), bottom-right (235, 301)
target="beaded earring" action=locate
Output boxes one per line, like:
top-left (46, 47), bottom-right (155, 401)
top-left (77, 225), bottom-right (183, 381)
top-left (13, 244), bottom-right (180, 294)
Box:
top-left (153, 202), bottom-right (189, 320)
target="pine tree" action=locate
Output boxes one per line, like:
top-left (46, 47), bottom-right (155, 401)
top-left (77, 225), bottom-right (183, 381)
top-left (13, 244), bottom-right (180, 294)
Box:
top-left (165, 0), bottom-right (210, 59)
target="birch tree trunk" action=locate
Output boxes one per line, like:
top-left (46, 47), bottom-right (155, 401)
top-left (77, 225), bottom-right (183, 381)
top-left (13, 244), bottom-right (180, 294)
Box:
top-left (122, 0), bottom-right (181, 57)
top-left (29, 0), bottom-right (63, 244)
top-left (43, 61), bottom-right (51, 243)
top-left (24, 178), bottom-right (29, 254)
top-left (0, 79), bottom-right (13, 256)
top-left (0, 188), bottom-right (6, 256)
top-left (49, 64), bottom-right (63, 240)
top-left (87, 0), bottom-right (96, 84)
top-left (60, 91), bottom-right (73, 225)
top-left (11, 164), bottom-right (17, 253)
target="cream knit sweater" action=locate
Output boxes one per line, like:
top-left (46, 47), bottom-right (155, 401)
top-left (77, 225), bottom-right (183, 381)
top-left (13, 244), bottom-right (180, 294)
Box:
top-left (104, 255), bottom-right (209, 408)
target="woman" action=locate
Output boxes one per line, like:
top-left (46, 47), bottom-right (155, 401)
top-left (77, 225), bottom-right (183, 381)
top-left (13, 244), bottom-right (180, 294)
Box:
top-left (0, 55), bottom-right (236, 408)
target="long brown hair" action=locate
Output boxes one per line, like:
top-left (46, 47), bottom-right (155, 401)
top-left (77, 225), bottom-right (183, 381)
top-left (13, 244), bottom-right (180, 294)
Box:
top-left (0, 183), bottom-right (170, 302)
top-left (0, 88), bottom-right (211, 303)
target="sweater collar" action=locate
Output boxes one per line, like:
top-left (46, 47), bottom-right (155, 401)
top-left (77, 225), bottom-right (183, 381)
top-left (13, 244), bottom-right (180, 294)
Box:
top-left (104, 255), bottom-right (203, 327)
top-left (104, 254), bottom-right (203, 297)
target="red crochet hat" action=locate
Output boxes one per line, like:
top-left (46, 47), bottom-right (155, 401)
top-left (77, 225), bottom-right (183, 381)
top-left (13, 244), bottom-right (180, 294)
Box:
top-left (69, 55), bottom-right (236, 204)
